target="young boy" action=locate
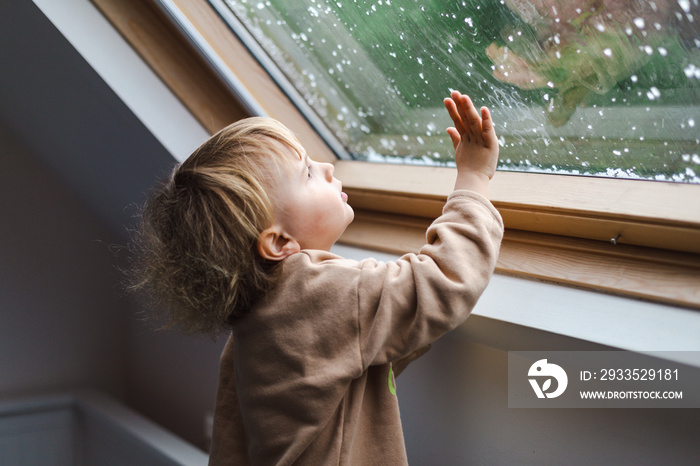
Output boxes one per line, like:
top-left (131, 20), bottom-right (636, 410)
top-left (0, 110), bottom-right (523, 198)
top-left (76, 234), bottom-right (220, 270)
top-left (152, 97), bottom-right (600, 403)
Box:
top-left (134, 90), bottom-right (503, 464)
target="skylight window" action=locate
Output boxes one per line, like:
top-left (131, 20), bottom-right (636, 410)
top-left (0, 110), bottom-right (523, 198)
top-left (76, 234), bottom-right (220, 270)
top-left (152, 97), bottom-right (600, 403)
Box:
top-left (214, 0), bottom-right (699, 182)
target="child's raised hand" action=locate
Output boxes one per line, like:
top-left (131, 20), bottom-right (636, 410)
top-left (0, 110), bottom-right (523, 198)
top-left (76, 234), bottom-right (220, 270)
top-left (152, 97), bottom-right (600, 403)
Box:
top-left (444, 90), bottom-right (499, 196)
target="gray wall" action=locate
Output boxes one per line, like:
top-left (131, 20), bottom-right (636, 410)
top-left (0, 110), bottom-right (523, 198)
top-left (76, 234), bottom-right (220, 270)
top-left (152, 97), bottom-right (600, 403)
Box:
top-left (0, 0), bottom-right (222, 449)
top-left (0, 125), bottom-right (127, 399)
top-left (0, 121), bottom-right (223, 450)
top-left (0, 0), bottom-right (214, 447)
top-left (125, 318), bottom-right (225, 449)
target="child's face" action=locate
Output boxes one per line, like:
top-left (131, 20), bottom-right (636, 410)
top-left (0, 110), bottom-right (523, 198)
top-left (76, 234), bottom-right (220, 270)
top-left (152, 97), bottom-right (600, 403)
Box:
top-left (272, 146), bottom-right (354, 251)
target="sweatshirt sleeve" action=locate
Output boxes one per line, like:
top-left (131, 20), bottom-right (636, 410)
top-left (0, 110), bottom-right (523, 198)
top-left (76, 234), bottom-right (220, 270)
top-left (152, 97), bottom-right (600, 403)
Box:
top-left (356, 190), bottom-right (503, 368)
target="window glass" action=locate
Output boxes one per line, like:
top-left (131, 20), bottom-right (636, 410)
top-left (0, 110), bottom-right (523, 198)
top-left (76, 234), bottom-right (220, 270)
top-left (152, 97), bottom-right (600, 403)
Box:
top-left (221, 0), bottom-right (700, 182)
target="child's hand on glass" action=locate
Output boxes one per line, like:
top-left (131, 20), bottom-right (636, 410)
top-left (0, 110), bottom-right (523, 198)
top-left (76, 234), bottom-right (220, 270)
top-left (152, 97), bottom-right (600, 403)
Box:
top-left (444, 90), bottom-right (499, 197)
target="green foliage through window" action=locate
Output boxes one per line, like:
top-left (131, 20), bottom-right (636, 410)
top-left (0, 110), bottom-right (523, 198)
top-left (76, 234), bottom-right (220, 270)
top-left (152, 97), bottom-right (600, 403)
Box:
top-left (223, 0), bottom-right (700, 182)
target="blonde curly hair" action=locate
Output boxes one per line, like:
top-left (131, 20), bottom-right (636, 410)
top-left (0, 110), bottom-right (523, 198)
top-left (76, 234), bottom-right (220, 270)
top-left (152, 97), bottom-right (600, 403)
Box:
top-left (131, 117), bottom-right (304, 334)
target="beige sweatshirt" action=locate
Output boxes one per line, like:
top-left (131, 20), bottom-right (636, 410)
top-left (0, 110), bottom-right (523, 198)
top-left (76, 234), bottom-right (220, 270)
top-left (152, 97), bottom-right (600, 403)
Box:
top-left (209, 190), bottom-right (504, 465)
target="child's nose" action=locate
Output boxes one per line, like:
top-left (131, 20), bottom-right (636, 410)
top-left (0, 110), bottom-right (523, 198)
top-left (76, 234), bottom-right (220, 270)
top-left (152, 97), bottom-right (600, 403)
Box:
top-left (321, 162), bottom-right (334, 180)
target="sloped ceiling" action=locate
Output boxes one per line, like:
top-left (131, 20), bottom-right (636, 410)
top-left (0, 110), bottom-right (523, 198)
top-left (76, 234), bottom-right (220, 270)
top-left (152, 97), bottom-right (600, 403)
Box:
top-left (0, 0), bottom-right (176, 237)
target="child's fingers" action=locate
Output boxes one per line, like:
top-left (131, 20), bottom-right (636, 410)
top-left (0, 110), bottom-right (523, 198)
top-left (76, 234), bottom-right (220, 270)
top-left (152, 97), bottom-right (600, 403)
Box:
top-left (451, 90), bottom-right (468, 121)
top-left (444, 97), bottom-right (466, 134)
top-left (456, 95), bottom-right (470, 130)
top-left (480, 106), bottom-right (497, 143)
top-left (450, 89), bottom-right (464, 108)
top-left (461, 95), bottom-right (483, 141)
top-left (446, 127), bottom-right (461, 150)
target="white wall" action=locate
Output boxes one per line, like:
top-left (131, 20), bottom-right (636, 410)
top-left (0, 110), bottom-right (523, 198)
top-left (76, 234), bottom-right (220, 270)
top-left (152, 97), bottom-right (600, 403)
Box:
top-left (0, 125), bottom-right (128, 400)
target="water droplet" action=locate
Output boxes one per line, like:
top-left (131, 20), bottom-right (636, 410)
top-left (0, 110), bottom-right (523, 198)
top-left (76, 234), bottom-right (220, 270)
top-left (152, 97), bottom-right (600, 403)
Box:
top-left (684, 64), bottom-right (700, 79)
top-left (646, 86), bottom-right (661, 101)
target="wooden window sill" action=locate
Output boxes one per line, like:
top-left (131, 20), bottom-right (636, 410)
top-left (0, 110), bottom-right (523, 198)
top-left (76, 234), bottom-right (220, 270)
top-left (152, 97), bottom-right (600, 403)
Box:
top-left (334, 161), bottom-right (700, 254)
top-left (341, 209), bottom-right (700, 310)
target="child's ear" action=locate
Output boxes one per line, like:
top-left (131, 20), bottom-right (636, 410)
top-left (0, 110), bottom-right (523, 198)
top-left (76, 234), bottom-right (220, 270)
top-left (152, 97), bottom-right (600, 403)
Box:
top-left (257, 225), bottom-right (300, 261)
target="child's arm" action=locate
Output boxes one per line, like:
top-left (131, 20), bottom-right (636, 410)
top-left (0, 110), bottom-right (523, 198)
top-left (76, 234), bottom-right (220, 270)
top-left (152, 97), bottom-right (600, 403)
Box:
top-left (444, 90), bottom-right (499, 199)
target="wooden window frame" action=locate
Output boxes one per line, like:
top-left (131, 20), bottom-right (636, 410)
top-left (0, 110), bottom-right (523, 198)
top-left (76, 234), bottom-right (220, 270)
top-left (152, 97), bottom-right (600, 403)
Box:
top-left (92, 0), bottom-right (700, 309)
